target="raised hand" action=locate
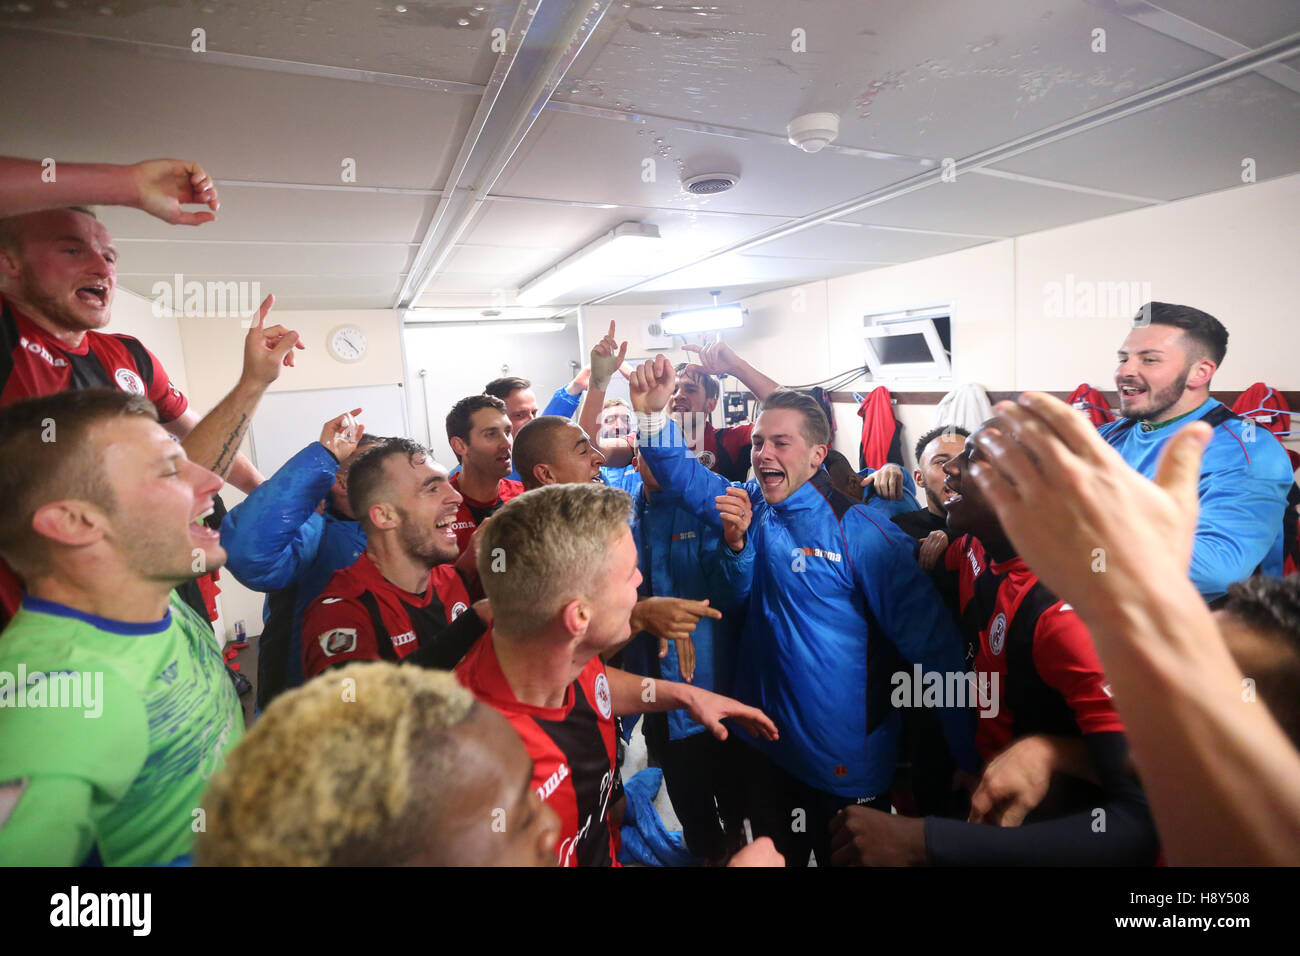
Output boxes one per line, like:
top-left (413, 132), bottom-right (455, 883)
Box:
top-left (632, 595), bottom-right (721, 644)
top-left (968, 735), bottom-right (1083, 827)
top-left (658, 633), bottom-right (696, 684)
top-left (590, 321), bottom-right (629, 389)
top-left (918, 529), bottom-right (948, 571)
top-left (629, 354), bottom-right (676, 414)
top-left (241, 294), bottom-right (304, 388)
top-left (130, 159), bottom-right (220, 225)
top-left (682, 337), bottom-right (740, 376)
top-left (319, 407), bottom-right (365, 462)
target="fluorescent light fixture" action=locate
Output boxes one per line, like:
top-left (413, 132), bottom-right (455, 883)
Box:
top-left (516, 222), bottom-right (662, 306)
top-left (660, 303), bottom-right (744, 335)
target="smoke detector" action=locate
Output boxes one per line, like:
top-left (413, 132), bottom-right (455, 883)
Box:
top-left (786, 112), bottom-right (839, 153)
top-left (683, 171), bottom-right (741, 195)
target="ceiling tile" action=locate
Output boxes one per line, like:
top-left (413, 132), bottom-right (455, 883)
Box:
top-left (0, 1), bottom-right (516, 85)
top-left (990, 72), bottom-right (1300, 200)
top-left (839, 174), bottom-right (1151, 235)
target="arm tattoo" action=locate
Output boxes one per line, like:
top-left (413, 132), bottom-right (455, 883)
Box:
top-left (212, 413), bottom-right (248, 478)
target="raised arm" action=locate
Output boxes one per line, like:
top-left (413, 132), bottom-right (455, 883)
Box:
top-left (631, 355), bottom-right (752, 529)
top-left (682, 337), bottom-right (780, 403)
top-left (219, 409), bottom-right (364, 590)
top-left (542, 369), bottom-right (587, 419)
top-left (181, 295), bottom-right (303, 483)
top-left (605, 665), bottom-right (777, 742)
top-left (576, 321), bottom-right (634, 467)
top-left (0, 156), bottom-right (220, 224)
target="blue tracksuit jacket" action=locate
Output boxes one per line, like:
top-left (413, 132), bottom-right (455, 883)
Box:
top-left (1099, 398), bottom-right (1293, 602)
top-left (219, 442), bottom-right (366, 689)
top-left (623, 482), bottom-right (753, 740)
top-left (639, 420), bottom-right (979, 798)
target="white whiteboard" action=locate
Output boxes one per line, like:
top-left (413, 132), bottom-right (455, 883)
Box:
top-left (249, 383), bottom-right (409, 479)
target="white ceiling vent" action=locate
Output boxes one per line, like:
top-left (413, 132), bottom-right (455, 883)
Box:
top-left (683, 172), bottom-right (741, 195)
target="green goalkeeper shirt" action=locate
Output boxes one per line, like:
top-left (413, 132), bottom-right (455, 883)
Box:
top-left (0, 593), bottom-right (243, 865)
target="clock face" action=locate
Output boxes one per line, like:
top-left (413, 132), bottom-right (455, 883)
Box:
top-left (329, 325), bottom-right (367, 362)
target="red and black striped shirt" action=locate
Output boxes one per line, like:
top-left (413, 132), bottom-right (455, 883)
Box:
top-left (0, 296), bottom-right (188, 421)
top-left (456, 632), bottom-right (621, 867)
top-left (944, 534), bottom-right (1124, 763)
top-left (301, 553), bottom-right (481, 679)
top-left (447, 473), bottom-right (524, 557)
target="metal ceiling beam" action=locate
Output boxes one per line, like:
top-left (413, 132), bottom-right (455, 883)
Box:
top-left (581, 28), bottom-right (1300, 306)
top-left (394, 0), bottom-right (617, 310)
top-left (1117, 0), bottom-right (1300, 95)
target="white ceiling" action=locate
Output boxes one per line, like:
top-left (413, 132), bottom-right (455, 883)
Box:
top-left (0, 0), bottom-right (1296, 315)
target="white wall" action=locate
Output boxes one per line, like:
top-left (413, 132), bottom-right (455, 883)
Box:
top-left (404, 322), bottom-right (581, 467)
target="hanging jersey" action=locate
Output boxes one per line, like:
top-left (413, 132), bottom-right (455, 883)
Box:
top-left (944, 535), bottom-right (1124, 762)
top-left (456, 633), bottom-right (620, 867)
top-left (301, 553), bottom-right (477, 679)
top-left (447, 472), bottom-right (524, 555)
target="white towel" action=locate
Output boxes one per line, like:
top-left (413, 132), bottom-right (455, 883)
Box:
top-left (934, 383), bottom-right (993, 433)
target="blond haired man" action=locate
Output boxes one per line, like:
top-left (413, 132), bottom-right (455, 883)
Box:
top-left (198, 663), bottom-right (562, 866)
top-left (455, 483), bottom-right (777, 867)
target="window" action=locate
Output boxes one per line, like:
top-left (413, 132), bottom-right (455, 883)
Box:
top-left (862, 307), bottom-right (952, 383)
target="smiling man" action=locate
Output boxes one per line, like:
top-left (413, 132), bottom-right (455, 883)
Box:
top-left (1101, 302), bottom-right (1293, 603)
top-left (300, 438), bottom-right (490, 680)
top-left (513, 415), bottom-right (607, 490)
top-left (456, 483), bottom-right (777, 867)
top-left (0, 389), bottom-right (243, 865)
top-left (219, 410), bottom-right (382, 703)
top-left (631, 357), bottom-right (978, 866)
